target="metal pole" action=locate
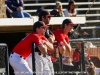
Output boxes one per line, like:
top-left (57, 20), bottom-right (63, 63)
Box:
top-left (32, 43), bottom-right (36, 75)
top-left (59, 53), bottom-right (63, 74)
top-left (36, 0), bottom-right (38, 3)
top-left (81, 42), bottom-right (86, 75)
top-left (92, 29), bottom-right (95, 38)
top-left (6, 46), bottom-right (9, 75)
top-left (70, 38), bottom-right (100, 42)
top-left (58, 46), bottom-right (63, 75)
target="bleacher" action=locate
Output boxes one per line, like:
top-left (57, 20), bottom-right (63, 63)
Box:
top-left (23, 1), bottom-right (100, 19)
top-left (23, 0), bottom-right (100, 38)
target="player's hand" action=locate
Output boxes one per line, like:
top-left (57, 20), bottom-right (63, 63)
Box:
top-left (42, 40), bottom-right (46, 44)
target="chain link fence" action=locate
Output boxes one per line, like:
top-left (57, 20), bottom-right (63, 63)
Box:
top-left (52, 38), bottom-right (100, 75)
top-left (0, 43), bottom-right (9, 75)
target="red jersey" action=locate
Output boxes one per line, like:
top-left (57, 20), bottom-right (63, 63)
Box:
top-left (73, 49), bottom-right (81, 62)
top-left (73, 49), bottom-right (90, 62)
top-left (53, 29), bottom-right (69, 46)
top-left (13, 32), bottom-right (47, 58)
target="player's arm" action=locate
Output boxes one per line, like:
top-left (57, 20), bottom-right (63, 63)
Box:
top-left (57, 35), bottom-right (71, 57)
top-left (58, 45), bottom-right (66, 57)
top-left (7, 0), bottom-right (17, 11)
top-left (48, 34), bottom-right (55, 43)
top-left (33, 35), bottom-right (47, 54)
top-left (63, 39), bottom-right (72, 55)
top-left (37, 44), bottom-right (47, 54)
top-left (43, 40), bottom-right (54, 50)
top-left (55, 34), bottom-right (66, 56)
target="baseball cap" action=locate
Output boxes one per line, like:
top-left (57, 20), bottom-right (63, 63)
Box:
top-left (39, 10), bottom-right (54, 17)
top-left (36, 6), bottom-right (44, 15)
top-left (33, 21), bottom-right (49, 31)
top-left (62, 19), bottom-right (76, 26)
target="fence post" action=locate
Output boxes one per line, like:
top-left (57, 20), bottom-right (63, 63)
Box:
top-left (35, 0), bottom-right (38, 3)
top-left (57, 44), bottom-right (63, 75)
top-left (5, 45), bottom-right (9, 75)
top-left (81, 42), bottom-right (86, 74)
top-left (32, 43), bottom-right (36, 75)
top-left (58, 53), bottom-right (63, 75)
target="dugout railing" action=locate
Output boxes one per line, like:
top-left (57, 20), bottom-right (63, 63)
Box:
top-left (31, 41), bottom-right (86, 75)
top-left (31, 38), bottom-right (100, 75)
top-left (70, 38), bottom-right (100, 75)
top-left (53, 41), bottom-right (86, 75)
top-left (53, 38), bottom-right (100, 75)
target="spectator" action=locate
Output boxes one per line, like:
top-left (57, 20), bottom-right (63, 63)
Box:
top-left (6, 0), bottom-right (31, 18)
top-left (50, 1), bottom-right (65, 17)
top-left (85, 42), bottom-right (100, 75)
top-left (64, 0), bottom-right (76, 17)
top-left (6, 6), bottom-right (12, 18)
top-left (85, 42), bottom-right (97, 48)
top-left (73, 42), bottom-right (96, 75)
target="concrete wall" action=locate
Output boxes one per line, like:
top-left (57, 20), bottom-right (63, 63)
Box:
top-left (0, 0), bottom-right (6, 18)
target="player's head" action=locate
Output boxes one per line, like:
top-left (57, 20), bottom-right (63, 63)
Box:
top-left (38, 10), bottom-right (53, 24)
top-left (76, 42), bottom-right (82, 50)
top-left (33, 21), bottom-right (49, 35)
top-left (62, 19), bottom-right (76, 32)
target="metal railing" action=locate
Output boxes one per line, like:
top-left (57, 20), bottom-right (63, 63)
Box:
top-left (24, 2), bottom-right (100, 6)
top-left (53, 38), bottom-right (100, 75)
top-left (23, 8), bottom-right (100, 13)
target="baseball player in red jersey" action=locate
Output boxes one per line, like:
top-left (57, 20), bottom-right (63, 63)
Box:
top-left (53, 19), bottom-right (76, 73)
top-left (53, 19), bottom-right (76, 57)
top-left (27, 10), bottom-right (55, 75)
top-left (9, 21), bottom-right (54, 75)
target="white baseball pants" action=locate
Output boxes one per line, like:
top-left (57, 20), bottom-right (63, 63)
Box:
top-left (9, 52), bottom-right (33, 75)
top-left (26, 52), bottom-right (54, 75)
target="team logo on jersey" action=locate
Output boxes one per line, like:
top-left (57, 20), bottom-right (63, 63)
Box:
top-left (38, 40), bottom-right (42, 45)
